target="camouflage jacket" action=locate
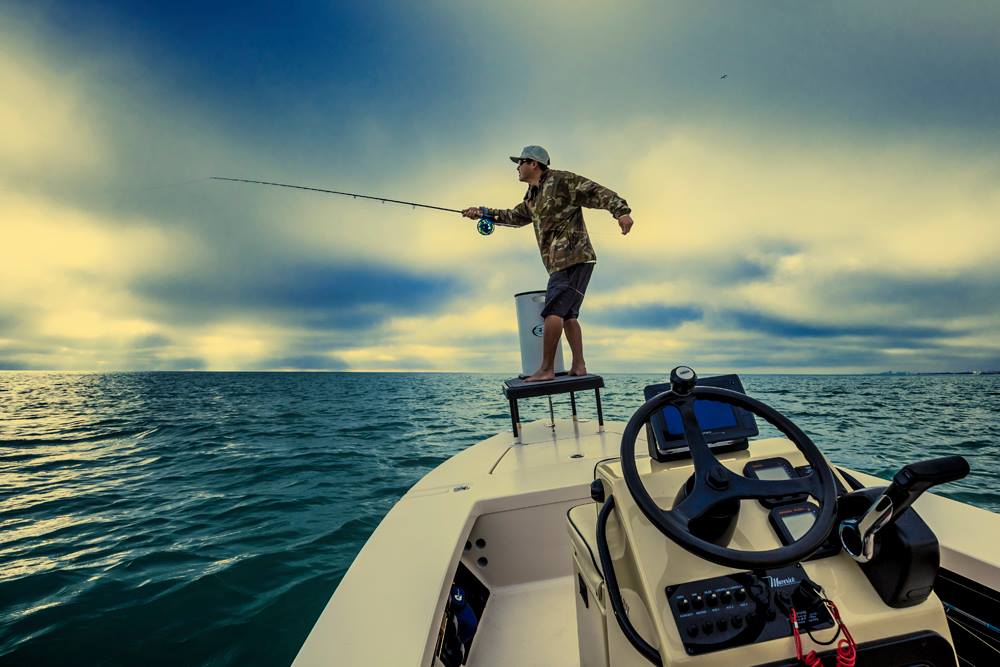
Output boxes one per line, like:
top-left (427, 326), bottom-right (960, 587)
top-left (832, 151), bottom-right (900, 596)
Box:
top-left (485, 169), bottom-right (631, 274)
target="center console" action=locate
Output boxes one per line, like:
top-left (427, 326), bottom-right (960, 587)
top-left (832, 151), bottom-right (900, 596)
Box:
top-left (565, 372), bottom-right (957, 666)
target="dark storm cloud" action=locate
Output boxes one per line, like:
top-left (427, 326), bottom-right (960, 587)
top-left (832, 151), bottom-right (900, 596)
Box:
top-left (721, 310), bottom-right (956, 340)
top-left (129, 333), bottom-right (172, 349)
top-left (132, 261), bottom-right (463, 329)
top-left (710, 348), bottom-right (889, 370)
top-left (9, 0), bottom-right (482, 188)
top-left (713, 342), bottom-right (998, 372)
top-left (720, 259), bottom-right (773, 283)
top-left (827, 271), bottom-right (1000, 320)
top-left (594, 304), bottom-right (704, 330)
top-left (590, 238), bottom-right (801, 294)
top-left (19, 1), bottom-right (1000, 155)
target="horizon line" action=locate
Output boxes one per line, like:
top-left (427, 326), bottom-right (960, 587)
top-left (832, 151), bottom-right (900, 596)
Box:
top-left (0, 369), bottom-right (995, 375)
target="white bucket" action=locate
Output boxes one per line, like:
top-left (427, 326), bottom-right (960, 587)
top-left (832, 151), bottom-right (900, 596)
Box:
top-left (514, 291), bottom-right (566, 377)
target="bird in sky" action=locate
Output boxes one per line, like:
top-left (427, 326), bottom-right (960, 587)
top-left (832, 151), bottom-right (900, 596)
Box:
top-left (720, 73), bottom-right (728, 79)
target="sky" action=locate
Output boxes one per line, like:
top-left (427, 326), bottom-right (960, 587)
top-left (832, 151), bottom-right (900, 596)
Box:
top-left (1, 1), bottom-right (998, 373)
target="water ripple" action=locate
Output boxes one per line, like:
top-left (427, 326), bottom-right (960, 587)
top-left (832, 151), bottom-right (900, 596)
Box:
top-left (0, 371), bottom-right (997, 665)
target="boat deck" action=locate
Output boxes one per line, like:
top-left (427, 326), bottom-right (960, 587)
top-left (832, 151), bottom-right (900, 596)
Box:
top-left (468, 576), bottom-right (579, 667)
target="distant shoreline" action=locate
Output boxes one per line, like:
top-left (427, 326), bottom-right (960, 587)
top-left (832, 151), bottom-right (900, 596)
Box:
top-left (873, 371), bottom-right (999, 376)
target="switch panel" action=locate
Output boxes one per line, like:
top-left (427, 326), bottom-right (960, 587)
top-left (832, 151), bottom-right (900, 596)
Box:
top-left (665, 564), bottom-right (833, 655)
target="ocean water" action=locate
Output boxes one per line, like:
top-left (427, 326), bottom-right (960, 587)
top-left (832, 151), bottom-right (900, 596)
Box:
top-left (1, 372), bottom-right (998, 665)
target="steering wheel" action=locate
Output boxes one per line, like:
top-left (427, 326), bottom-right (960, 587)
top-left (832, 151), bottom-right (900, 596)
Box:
top-left (619, 366), bottom-right (838, 569)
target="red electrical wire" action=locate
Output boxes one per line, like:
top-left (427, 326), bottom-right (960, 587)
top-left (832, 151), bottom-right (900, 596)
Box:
top-left (790, 608), bottom-right (823, 666)
top-left (790, 602), bottom-right (857, 667)
top-left (825, 601), bottom-right (857, 667)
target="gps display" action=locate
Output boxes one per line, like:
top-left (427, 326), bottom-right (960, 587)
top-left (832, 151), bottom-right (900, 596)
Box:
top-left (643, 374), bottom-right (759, 462)
top-left (661, 400), bottom-right (738, 438)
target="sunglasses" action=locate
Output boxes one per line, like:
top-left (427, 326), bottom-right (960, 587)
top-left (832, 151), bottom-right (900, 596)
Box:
top-left (518, 159), bottom-right (534, 166)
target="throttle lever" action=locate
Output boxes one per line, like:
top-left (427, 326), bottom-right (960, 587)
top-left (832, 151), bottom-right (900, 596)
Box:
top-left (839, 455), bottom-right (969, 562)
top-left (884, 455), bottom-right (970, 524)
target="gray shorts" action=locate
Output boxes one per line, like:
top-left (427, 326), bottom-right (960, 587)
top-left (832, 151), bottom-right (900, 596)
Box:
top-left (541, 262), bottom-right (595, 320)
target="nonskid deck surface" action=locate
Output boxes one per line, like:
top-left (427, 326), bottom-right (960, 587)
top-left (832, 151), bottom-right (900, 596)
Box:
top-left (466, 576), bottom-right (579, 667)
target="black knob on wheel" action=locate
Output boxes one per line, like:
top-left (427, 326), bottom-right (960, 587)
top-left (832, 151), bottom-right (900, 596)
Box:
top-left (670, 366), bottom-right (697, 394)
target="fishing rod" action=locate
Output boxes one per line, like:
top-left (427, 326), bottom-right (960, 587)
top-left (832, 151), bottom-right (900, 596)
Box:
top-left (211, 176), bottom-right (497, 235)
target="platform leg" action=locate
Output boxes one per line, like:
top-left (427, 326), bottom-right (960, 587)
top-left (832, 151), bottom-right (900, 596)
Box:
top-left (570, 391), bottom-right (577, 421)
top-left (547, 396), bottom-right (555, 429)
top-left (509, 397), bottom-right (521, 441)
top-left (595, 388), bottom-right (605, 432)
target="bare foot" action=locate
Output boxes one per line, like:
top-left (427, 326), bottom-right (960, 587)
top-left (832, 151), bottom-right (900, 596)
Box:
top-left (568, 365), bottom-right (588, 376)
top-left (524, 370), bottom-right (556, 382)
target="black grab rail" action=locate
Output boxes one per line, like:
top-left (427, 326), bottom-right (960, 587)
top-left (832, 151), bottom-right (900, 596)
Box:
top-left (596, 496), bottom-right (662, 666)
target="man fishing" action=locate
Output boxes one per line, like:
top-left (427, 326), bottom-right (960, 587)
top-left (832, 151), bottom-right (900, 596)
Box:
top-left (463, 145), bottom-right (634, 382)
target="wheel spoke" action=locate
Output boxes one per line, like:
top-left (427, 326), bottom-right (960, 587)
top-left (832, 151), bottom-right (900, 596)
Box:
top-left (677, 396), bottom-right (718, 470)
top-left (670, 495), bottom-right (694, 528)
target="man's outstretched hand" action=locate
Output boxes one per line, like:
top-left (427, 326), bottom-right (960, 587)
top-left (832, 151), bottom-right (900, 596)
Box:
top-left (462, 207), bottom-right (481, 219)
top-left (618, 214), bottom-right (634, 235)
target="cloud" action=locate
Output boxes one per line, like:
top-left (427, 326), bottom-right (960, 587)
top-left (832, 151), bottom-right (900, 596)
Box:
top-left (593, 304), bottom-right (704, 330)
top-left (0, 2), bottom-right (997, 372)
top-left (429, 1), bottom-right (1000, 143)
top-left (132, 262), bottom-right (463, 329)
top-left (0, 31), bottom-right (103, 176)
top-left (129, 333), bottom-right (172, 349)
top-left (827, 271), bottom-right (1000, 320)
top-left (721, 310), bottom-right (957, 341)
